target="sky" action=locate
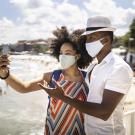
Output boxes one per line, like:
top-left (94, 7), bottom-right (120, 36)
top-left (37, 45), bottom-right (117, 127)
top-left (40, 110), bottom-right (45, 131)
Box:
top-left (0, 0), bottom-right (135, 44)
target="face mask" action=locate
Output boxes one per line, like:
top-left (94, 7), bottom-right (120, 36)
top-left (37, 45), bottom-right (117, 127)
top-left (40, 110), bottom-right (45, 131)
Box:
top-left (85, 38), bottom-right (104, 58)
top-left (59, 54), bottom-right (76, 69)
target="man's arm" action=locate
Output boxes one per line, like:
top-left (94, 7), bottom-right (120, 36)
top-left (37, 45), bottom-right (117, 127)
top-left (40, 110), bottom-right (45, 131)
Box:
top-left (60, 89), bottom-right (124, 120)
top-left (38, 81), bottom-right (124, 121)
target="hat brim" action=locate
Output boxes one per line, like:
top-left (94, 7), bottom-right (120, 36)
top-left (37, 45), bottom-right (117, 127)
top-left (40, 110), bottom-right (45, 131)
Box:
top-left (81, 27), bottom-right (116, 36)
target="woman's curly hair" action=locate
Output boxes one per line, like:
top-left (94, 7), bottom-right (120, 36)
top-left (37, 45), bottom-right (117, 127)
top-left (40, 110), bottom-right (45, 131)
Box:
top-left (49, 26), bottom-right (92, 69)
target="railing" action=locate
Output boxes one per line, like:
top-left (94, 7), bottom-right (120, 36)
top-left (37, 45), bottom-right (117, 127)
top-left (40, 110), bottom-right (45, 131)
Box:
top-left (124, 109), bottom-right (135, 135)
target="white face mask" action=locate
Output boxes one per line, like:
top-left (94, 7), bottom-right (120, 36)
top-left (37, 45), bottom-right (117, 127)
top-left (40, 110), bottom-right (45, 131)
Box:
top-left (59, 54), bottom-right (76, 69)
top-left (85, 38), bottom-right (104, 58)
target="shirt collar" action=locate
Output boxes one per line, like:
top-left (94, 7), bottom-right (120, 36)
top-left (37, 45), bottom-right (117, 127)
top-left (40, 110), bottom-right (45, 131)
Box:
top-left (90, 52), bottom-right (114, 67)
top-left (100, 51), bottom-right (114, 64)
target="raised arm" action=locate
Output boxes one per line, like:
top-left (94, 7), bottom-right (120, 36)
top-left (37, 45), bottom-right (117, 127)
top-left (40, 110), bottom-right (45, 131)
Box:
top-left (5, 72), bottom-right (52, 93)
top-left (0, 55), bottom-right (53, 93)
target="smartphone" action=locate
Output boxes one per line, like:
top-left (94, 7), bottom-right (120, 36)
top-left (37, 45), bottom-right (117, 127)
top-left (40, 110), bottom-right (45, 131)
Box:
top-left (2, 45), bottom-right (9, 55)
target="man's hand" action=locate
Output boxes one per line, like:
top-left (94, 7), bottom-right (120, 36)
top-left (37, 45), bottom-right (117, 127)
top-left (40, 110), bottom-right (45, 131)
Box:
top-left (38, 79), bottom-right (65, 99)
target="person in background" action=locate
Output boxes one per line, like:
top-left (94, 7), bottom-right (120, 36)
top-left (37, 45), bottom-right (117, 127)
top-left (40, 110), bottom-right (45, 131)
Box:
top-left (0, 26), bottom-right (92, 135)
top-left (38, 16), bottom-right (133, 135)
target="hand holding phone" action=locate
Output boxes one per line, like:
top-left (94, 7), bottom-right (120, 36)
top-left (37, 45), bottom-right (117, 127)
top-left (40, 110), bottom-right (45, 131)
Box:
top-left (0, 45), bottom-right (9, 69)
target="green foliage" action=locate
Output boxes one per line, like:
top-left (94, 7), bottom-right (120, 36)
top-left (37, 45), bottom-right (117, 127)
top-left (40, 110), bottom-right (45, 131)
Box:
top-left (114, 18), bottom-right (135, 51)
top-left (121, 32), bottom-right (130, 47)
top-left (130, 18), bottom-right (135, 38)
top-left (113, 33), bottom-right (130, 48)
top-left (32, 45), bottom-right (49, 53)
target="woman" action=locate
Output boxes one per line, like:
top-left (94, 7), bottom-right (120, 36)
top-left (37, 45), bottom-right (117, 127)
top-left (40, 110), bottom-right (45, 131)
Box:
top-left (0, 27), bottom-right (92, 135)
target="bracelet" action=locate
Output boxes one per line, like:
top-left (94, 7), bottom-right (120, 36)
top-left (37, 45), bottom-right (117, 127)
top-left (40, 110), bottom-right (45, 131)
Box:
top-left (0, 70), bottom-right (9, 80)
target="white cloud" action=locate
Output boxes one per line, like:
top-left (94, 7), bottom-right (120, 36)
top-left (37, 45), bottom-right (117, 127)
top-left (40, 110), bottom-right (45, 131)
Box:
top-left (10, 0), bottom-right (53, 9)
top-left (10, 0), bottom-right (29, 9)
top-left (0, 0), bottom-right (135, 44)
top-left (0, 0), bottom-right (88, 44)
top-left (0, 18), bottom-right (16, 44)
top-left (21, 1), bottom-right (87, 28)
top-left (83, 0), bottom-right (135, 36)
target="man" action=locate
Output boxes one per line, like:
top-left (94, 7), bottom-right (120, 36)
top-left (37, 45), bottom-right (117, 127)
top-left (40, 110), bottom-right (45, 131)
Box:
top-left (39, 16), bottom-right (133, 135)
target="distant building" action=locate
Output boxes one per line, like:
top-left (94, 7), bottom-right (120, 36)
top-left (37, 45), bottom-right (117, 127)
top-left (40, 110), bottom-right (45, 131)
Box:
top-left (14, 39), bottom-right (49, 52)
top-left (0, 38), bottom-right (54, 53)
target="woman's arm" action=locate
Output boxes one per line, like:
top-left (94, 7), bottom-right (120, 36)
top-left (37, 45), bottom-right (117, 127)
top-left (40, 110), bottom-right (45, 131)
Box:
top-left (5, 72), bottom-right (52, 93)
top-left (0, 55), bottom-right (53, 93)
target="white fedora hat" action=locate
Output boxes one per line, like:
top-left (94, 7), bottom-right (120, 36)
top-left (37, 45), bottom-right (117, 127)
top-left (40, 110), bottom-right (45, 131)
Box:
top-left (82, 16), bottom-right (116, 36)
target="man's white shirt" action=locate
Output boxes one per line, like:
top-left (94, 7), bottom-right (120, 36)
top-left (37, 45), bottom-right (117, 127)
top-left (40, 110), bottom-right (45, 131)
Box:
top-left (85, 52), bottom-right (133, 135)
